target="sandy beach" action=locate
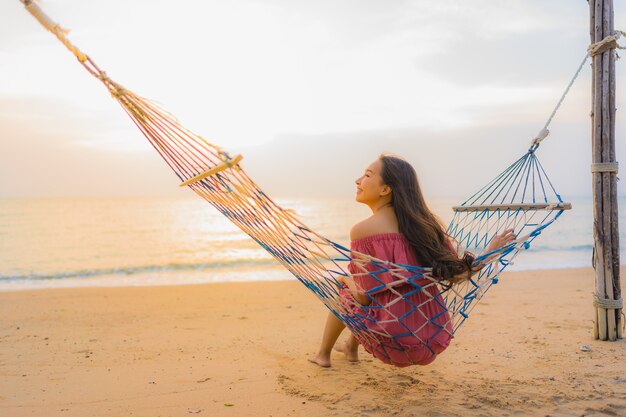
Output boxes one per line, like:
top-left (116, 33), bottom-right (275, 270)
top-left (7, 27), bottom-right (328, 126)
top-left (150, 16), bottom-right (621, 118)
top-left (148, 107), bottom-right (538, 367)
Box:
top-left (1, 267), bottom-right (625, 417)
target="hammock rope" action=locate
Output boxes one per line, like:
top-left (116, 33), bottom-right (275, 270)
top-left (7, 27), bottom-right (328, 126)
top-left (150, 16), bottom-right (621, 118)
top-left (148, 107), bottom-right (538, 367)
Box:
top-left (532, 30), bottom-right (625, 150)
top-left (21, 0), bottom-right (598, 366)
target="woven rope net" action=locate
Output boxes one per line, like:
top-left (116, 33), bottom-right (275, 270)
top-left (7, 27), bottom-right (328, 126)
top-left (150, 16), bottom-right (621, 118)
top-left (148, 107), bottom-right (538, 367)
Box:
top-left (21, 0), bottom-right (572, 367)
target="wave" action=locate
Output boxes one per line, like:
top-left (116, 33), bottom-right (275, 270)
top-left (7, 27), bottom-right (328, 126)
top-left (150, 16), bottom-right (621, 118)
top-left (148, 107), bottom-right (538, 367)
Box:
top-left (526, 244), bottom-right (594, 252)
top-left (0, 244), bottom-right (606, 282)
top-left (0, 258), bottom-right (281, 282)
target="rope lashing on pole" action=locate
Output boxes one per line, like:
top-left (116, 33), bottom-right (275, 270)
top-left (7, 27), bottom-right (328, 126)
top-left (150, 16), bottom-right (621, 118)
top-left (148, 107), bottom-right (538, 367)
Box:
top-left (593, 294), bottom-right (624, 310)
top-left (588, 30), bottom-right (626, 57)
top-left (593, 295), bottom-right (625, 333)
top-left (590, 163), bottom-right (619, 174)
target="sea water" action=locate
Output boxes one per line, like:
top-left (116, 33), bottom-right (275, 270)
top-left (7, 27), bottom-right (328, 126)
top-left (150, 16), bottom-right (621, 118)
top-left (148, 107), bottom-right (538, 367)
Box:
top-left (0, 196), bottom-right (623, 291)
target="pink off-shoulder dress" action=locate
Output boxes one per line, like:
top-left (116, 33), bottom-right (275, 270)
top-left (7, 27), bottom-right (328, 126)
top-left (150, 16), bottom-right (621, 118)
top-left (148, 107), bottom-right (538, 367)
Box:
top-left (340, 233), bottom-right (453, 367)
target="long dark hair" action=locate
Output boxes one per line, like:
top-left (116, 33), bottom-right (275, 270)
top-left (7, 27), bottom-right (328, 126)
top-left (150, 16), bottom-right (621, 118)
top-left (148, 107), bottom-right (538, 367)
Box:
top-left (379, 154), bottom-right (474, 283)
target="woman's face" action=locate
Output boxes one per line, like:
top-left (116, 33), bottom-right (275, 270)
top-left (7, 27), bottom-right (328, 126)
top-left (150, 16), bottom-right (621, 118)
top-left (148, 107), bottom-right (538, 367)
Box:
top-left (355, 159), bottom-right (389, 204)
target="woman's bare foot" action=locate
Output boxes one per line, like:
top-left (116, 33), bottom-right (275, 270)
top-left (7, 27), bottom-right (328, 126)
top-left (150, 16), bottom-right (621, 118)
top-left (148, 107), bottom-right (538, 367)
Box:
top-left (334, 340), bottom-right (359, 362)
top-left (308, 353), bottom-right (331, 368)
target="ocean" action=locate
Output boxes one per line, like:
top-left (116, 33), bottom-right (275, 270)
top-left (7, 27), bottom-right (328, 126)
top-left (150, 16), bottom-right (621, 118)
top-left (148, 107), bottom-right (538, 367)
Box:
top-left (0, 196), bottom-right (623, 291)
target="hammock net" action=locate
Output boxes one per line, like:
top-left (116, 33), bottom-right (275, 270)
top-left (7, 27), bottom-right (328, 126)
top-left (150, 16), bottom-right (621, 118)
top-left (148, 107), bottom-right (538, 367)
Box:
top-left (20, 0), bottom-right (572, 366)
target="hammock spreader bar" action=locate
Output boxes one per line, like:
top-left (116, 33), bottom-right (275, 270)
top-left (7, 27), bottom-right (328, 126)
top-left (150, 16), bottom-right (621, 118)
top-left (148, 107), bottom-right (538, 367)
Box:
top-left (179, 154), bottom-right (244, 187)
top-left (452, 202), bottom-right (572, 213)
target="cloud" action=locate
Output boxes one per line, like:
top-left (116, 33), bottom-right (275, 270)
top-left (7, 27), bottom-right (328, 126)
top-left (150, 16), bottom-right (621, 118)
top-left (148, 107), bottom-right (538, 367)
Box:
top-left (415, 30), bottom-right (590, 88)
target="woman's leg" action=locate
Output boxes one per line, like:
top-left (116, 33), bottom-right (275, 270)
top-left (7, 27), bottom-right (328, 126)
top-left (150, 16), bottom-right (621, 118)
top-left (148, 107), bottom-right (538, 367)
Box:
top-left (334, 332), bottom-right (359, 362)
top-left (308, 311), bottom-right (347, 367)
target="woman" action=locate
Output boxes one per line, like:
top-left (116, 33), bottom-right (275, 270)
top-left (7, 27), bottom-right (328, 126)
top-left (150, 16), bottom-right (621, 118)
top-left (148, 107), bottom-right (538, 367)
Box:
top-left (308, 154), bottom-right (515, 368)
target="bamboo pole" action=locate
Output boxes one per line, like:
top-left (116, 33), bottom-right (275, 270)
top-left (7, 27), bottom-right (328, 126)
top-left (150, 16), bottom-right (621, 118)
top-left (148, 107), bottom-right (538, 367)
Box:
top-left (590, 0), bottom-right (622, 341)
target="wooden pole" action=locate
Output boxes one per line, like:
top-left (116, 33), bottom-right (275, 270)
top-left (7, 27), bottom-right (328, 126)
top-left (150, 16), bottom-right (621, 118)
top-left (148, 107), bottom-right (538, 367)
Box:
top-left (590, 0), bottom-right (622, 341)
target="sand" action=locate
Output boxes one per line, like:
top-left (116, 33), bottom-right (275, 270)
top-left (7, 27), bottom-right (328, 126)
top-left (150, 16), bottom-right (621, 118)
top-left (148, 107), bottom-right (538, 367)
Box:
top-left (1, 267), bottom-right (625, 417)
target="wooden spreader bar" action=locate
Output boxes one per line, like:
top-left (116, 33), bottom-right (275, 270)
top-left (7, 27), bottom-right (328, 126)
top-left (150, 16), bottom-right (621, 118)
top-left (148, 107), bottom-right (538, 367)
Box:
top-left (452, 202), bottom-right (572, 212)
top-left (179, 154), bottom-right (243, 187)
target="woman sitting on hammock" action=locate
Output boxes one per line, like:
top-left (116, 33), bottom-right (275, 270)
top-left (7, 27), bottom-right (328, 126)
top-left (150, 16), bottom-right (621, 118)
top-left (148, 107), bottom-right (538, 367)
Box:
top-left (309, 154), bottom-right (515, 368)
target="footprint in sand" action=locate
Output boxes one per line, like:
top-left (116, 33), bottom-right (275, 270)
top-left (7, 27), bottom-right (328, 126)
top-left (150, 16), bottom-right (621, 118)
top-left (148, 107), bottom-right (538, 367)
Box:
top-left (390, 374), bottom-right (419, 387)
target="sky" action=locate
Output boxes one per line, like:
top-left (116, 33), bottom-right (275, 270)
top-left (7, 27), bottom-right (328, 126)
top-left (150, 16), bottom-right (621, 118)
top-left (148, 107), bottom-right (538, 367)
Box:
top-left (1, 0), bottom-right (626, 199)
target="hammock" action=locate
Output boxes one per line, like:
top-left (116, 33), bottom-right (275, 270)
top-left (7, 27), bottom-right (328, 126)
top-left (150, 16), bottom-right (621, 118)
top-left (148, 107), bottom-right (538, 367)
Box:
top-left (22, 1), bottom-right (580, 366)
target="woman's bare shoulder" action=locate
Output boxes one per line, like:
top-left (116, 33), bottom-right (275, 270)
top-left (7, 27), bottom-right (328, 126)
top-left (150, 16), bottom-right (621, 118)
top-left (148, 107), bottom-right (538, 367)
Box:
top-left (350, 216), bottom-right (398, 241)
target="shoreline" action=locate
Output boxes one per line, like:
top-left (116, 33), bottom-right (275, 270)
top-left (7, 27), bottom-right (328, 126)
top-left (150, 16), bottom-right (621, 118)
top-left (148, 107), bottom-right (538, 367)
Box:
top-left (1, 267), bottom-right (625, 416)
top-left (0, 265), bottom-right (612, 293)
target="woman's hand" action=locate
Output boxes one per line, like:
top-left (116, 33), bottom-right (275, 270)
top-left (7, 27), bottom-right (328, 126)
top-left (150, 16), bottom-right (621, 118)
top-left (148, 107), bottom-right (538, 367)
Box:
top-left (337, 275), bottom-right (372, 305)
top-left (486, 228), bottom-right (516, 253)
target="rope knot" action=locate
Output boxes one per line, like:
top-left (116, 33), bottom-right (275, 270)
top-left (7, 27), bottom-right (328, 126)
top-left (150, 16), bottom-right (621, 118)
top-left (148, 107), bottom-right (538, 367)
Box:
top-left (593, 294), bottom-right (623, 310)
top-left (588, 30), bottom-right (626, 57)
top-left (529, 128), bottom-right (550, 150)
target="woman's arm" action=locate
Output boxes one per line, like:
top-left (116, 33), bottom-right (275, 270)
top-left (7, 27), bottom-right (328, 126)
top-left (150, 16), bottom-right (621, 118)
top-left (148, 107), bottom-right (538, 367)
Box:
top-left (448, 228), bottom-right (516, 283)
top-left (340, 275), bottom-right (373, 305)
